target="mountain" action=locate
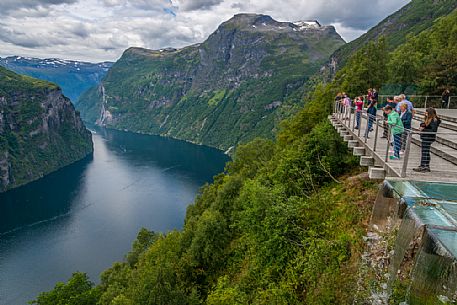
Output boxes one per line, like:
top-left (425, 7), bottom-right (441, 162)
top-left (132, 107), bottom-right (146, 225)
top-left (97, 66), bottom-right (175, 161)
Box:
top-left (328, 0), bottom-right (457, 72)
top-left (77, 14), bottom-right (345, 150)
top-left (33, 2), bottom-right (457, 305)
top-left (0, 66), bottom-right (93, 192)
top-left (0, 56), bottom-right (113, 102)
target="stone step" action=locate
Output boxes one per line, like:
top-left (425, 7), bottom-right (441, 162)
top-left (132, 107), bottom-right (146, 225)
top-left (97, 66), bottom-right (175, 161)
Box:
top-left (348, 140), bottom-right (358, 148)
top-left (413, 115), bottom-right (457, 132)
top-left (344, 134), bottom-right (353, 142)
top-left (360, 156), bottom-right (374, 167)
top-left (369, 167), bottom-right (385, 179)
top-left (411, 128), bottom-right (457, 151)
top-left (415, 110), bottom-right (457, 124)
top-left (411, 138), bottom-right (457, 166)
top-left (353, 147), bottom-right (365, 156)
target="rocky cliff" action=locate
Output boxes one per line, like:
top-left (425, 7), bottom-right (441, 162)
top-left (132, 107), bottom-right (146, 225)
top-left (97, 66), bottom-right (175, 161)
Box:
top-left (0, 66), bottom-right (93, 192)
top-left (78, 14), bottom-right (345, 149)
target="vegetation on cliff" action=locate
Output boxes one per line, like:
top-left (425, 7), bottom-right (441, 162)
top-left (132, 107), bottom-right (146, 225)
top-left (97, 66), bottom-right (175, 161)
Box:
top-left (0, 66), bottom-right (93, 192)
top-left (77, 14), bottom-right (345, 150)
top-left (33, 87), bottom-right (379, 303)
top-left (329, 0), bottom-right (457, 70)
top-left (32, 1), bottom-right (457, 304)
top-left (330, 9), bottom-right (457, 96)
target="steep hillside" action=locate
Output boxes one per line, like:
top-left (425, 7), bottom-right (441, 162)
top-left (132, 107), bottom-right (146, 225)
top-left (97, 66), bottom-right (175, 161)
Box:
top-left (329, 0), bottom-right (457, 72)
top-left (77, 14), bottom-right (345, 150)
top-left (0, 56), bottom-right (112, 102)
top-left (31, 1), bottom-right (457, 304)
top-left (0, 66), bottom-right (93, 192)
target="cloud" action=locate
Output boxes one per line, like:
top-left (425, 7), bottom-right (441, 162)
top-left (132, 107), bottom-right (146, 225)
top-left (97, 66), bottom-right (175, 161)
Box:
top-left (179, 0), bottom-right (224, 11)
top-left (0, 0), bottom-right (78, 15)
top-left (0, 0), bottom-right (411, 62)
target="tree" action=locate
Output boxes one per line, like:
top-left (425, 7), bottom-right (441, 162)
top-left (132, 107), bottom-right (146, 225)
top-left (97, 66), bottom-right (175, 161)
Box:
top-left (31, 272), bottom-right (100, 305)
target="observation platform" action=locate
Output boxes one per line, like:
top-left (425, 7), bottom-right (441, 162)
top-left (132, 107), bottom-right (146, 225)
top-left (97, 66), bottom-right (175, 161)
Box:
top-left (330, 106), bottom-right (457, 181)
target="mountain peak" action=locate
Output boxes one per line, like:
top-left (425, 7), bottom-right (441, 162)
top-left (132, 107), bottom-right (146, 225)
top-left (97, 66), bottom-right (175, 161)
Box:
top-left (220, 13), bottom-right (329, 34)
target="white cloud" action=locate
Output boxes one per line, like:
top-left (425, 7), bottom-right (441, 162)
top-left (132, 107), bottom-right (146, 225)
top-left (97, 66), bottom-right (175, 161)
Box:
top-left (0, 0), bottom-right (411, 62)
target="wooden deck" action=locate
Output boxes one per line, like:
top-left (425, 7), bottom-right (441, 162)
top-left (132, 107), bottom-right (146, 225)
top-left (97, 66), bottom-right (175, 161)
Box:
top-left (330, 109), bottom-right (457, 182)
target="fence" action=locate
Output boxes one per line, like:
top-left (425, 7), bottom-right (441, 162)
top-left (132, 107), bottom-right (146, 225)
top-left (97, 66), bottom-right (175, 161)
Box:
top-left (333, 101), bottom-right (457, 179)
top-left (376, 95), bottom-right (457, 109)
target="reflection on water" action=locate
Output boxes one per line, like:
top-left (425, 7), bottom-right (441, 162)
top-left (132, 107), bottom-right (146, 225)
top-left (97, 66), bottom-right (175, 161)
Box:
top-left (0, 128), bottom-right (229, 305)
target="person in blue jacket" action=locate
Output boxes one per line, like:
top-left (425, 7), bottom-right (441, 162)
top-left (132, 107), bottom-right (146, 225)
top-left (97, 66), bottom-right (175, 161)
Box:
top-left (399, 103), bottom-right (412, 151)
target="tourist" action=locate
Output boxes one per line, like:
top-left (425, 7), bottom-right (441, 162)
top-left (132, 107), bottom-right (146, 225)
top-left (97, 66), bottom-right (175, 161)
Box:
top-left (372, 88), bottom-right (379, 103)
top-left (399, 103), bottom-right (412, 151)
top-left (381, 97), bottom-right (396, 138)
top-left (367, 88), bottom-right (373, 102)
top-left (442, 89), bottom-right (450, 108)
top-left (342, 93), bottom-right (352, 120)
top-left (365, 95), bottom-right (377, 137)
top-left (413, 108), bottom-right (441, 172)
top-left (396, 94), bottom-right (414, 114)
top-left (354, 96), bottom-right (364, 129)
top-left (393, 96), bottom-right (401, 112)
top-left (384, 105), bottom-right (404, 160)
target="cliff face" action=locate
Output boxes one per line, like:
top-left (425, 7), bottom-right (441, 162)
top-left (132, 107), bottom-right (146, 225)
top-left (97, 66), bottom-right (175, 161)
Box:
top-left (0, 66), bottom-right (93, 192)
top-left (78, 14), bottom-right (345, 149)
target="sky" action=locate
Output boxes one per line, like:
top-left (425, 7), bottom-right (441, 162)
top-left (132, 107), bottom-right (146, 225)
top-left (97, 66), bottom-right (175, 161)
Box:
top-left (0, 0), bottom-right (410, 63)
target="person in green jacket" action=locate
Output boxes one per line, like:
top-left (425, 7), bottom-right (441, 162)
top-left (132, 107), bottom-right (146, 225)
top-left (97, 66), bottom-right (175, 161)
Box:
top-left (384, 105), bottom-right (404, 160)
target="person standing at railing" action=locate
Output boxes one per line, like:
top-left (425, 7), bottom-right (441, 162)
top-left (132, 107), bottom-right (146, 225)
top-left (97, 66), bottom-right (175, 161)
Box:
top-left (399, 103), bottom-right (412, 152)
top-left (381, 96), bottom-right (396, 138)
top-left (365, 95), bottom-right (377, 138)
top-left (442, 89), bottom-right (450, 108)
top-left (342, 93), bottom-right (352, 120)
top-left (384, 105), bottom-right (404, 160)
top-left (396, 94), bottom-right (415, 115)
top-left (413, 108), bottom-right (442, 172)
top-left (354, 96), bottom-right (364, 129)
top-left (367, 88), bottom-right (373, 102)
top-left (372, 88), bottom-right (379, 103)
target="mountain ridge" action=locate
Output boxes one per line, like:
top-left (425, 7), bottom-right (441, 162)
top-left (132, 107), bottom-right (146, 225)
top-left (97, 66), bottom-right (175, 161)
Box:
top-left (0, 56), bottom-right (113, 102)
top-left (77, 14), bottom-right (345, 150)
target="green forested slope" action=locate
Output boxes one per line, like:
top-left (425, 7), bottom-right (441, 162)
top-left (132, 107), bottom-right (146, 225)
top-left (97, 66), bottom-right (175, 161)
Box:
top-left (32, 2), bottom-right (457, 305)
top-left (0, 66), bottom-right (93, 191)
top-left (333, 9), bottom-right (457, 96)
top-left (77, 14), bottom-right (345, 150)
top-left (329, 0), bottom-right (457, 71)
top-left (33, 88), bottom-right (379, 304)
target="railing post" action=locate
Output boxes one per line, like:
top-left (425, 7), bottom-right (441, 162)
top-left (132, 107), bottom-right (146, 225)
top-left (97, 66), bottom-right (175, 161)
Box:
top-left (373, 115), bottom-right (380, 152)
top-left (352, 108), bottom-right (357, 131)
top-left (424, 96), bottom-right (428, 109)
top-left (358, 110), bottom-right (362, 137)
top-left (401, 131), bottom-right (413, 178)
top-left (385, 125), bottom-right (391, 163)
top-left (348, 105), bottom-right (352, 128)
top-left (364, 113), bottom-right (369, 143)
top-left (448, 96), bottom-right (451, 109)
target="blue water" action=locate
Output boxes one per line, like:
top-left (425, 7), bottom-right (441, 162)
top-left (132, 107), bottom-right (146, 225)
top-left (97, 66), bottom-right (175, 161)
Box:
top-left (0, 128), bottom-right (229, 305)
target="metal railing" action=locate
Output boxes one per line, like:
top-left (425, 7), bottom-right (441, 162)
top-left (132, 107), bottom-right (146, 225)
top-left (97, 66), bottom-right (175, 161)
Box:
top-left (333, 101), bottom-right (457, 178)
top-left (375, 95), bottom-right (457, 109)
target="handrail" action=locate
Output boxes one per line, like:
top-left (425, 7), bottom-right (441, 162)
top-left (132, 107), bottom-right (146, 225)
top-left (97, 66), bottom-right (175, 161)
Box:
top-left (373, 95), bottom-right (457, 109)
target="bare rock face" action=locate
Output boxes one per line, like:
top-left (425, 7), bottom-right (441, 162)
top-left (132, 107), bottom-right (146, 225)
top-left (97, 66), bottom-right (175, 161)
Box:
top-left (0, 66), bottom-right (93, 192)
top-left (77, 14), bottom-right (345, 150)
